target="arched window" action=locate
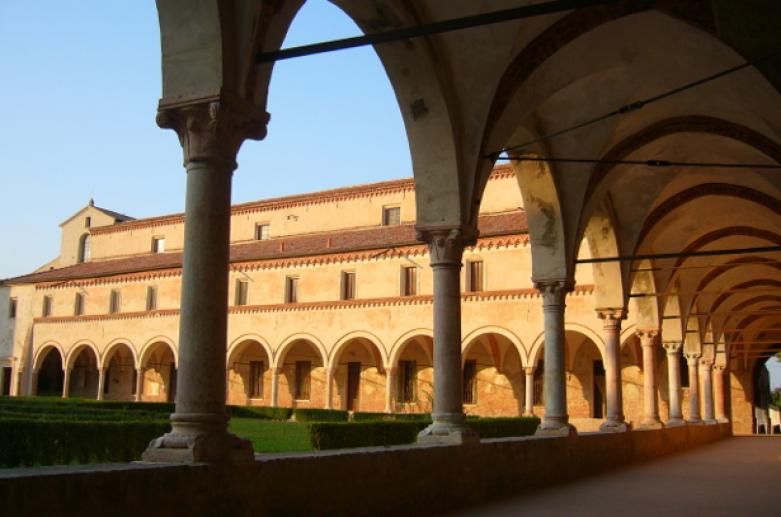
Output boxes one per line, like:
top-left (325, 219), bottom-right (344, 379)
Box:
top-left (78, 233), bottom-right (91, 263)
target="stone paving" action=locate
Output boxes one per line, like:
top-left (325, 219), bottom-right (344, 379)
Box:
top-left (454, 436), bottom-right (781, 517)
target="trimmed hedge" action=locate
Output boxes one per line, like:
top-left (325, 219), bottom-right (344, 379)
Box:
top-left (309, 421), bottom-right (428, 450)
top-left (0, 419), bottom-right (170, 467)
top-left (351, 411), bottom-right (431, 422)
top-left (293, 408), bottom-right (348, 422)
top-left (467, 416), bottom-right (540, 438)
top-left (228, 405), bottom-right (292, 421)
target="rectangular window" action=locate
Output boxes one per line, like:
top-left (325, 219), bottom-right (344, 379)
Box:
top-left (285, 276), bottom-right (298, 304)
top-left (383, 206), bottom-right (401, 226)
top-left (401, 266), bottom-right (417, 296)
top-left (463, 360), bottom-right (477, 404)
top-left (74, 293), bottom-right (84, 316)
top-left (109, 290), bottom-right (121, 314)
top-left (397, 360), bottom-right (417, 403)
top-left (249, 360), bottom-right (264, 399)
top-left (8, 298), bottom-right (17, 319)
top-left (294, 361), bottom-right (311, 400)
top-left (341, 271), bottom-right (356, 300)
top-left (533, 361), bottom-right (544, 406)
top-left (85, 217), bottom-right (91, 228)
top-left (1, 367), bottom-right (12, 396)
top-left (255, 223), bottom-right (270, 241)
top-left (42, 296), bottom-right (52, 317)
top-left (146, 286), bottom-right (158, 311)
top-left (466, 260), bottom-right (484, 292)
top-left (152, 237), bottom-right (166, 253)
top-left (235, 280), bottom-right (249, 306)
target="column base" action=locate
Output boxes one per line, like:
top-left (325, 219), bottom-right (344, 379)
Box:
top-left (716, 417), bottom-right (730, 424)
top-left (536, 419), bottom-right (577, 437)
top-left (599, 420), bottom-right (630, 433)
top-left (416, 413), bottom-right (479, 445)
top-left (687, 418), bottom-right (703, 425)
top-left (142, 431), bottom-right (254, 463)
top-left (638, 419), bottom-right (664, 430)
top-left (665, 418), bottom-right (686, 428)
top-left (702, 418), bottom-right (718, 425)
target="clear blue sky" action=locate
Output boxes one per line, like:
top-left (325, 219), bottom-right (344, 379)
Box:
top-left (0, 0), bottom-right (410, 279)
top-left (1, 1), bottom-right (779, 388)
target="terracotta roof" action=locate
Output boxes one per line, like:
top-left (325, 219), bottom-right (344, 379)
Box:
top-left (7, 211), bottom-right (528, 286)
top-left (90, 164), bottom-right (516, 236)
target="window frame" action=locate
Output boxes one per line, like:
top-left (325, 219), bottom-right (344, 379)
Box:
top-left (152, 236), bottom-right (166, 254)
top-left (249, 360), bottom-right (264, 399)
top-left (8, 298), bottom-right (17, 319)
top-left (341, 271), bottom-right (356, 300)
top-left (255, 223), bottom-right (270, 241)
top-left (78, 233), bottom-right (91, 263)
top-left (463, 359), bottom-right (477, 405)
top-left (465, 259), bottom-right (485, 292)
top-left (285, 276), bottom-right (299, 304)
top-left (74, 292), bottom-right (84, 316)
top-left (146, 286), bottom-right (158, 311)
top-left (109, 290), bottom-right (121, 314)
top-left (397, 360), bottom-right (417, 403)
top-left (235, 279), bottom-right (249, 306)
top-left (294, 360), bottom-right (311, 400)
top-left (401, 265), bottom-right (418, 297)
top-left (42, 296), bottom-right (52, 317)
top-left (382, 206), bottom-right (401, 226)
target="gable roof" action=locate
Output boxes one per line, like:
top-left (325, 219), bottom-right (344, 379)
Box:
top-left (58, 202), bottom-right (134, 228)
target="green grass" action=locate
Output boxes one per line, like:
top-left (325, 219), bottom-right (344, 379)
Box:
top-left (229, 417), bottom-right (313, 453)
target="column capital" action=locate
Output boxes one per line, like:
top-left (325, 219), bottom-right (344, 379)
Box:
top-left (533, 279), bottom-right (575, 307)
top-left (636, 328), bottom-right (659, 347)
top-left (156, 94), bottom-right (269, 167)
top-left (684, 352), bottom-right (701, 365)
top-left (386, 366), bottom-right (398, 375)
top-left (699, 357), bottom-right (714, 368)
top-left (662, 341), bottom-right (683, 355)
top-left (597, 308), bottom-right (626, 330)
top-left (415, 226), bottom-right (476, 266)
top-left (712, 363), bottom-right (726, 373)
top-left (523, 366), bottom-right (536, 375)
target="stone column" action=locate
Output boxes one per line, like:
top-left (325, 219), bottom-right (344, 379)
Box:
top-left (143, 98), bottom-right (267, 463)
top-left (662, 342), bottom-right (685, 427)
top-left (523, 366), bottom-right (535, 416)
top-left (534, 279), bottom-right (576, 437)
top-left (637, 329), bottom-right (663, 429)
top-left (270, 367), bottom-right (281, 408)
top-left (700, 358), bottom-right (717, 424)
top-left (713, 364), bottom-right (728, 423)
top-left (135, 368), bottom-right (144, 402)
top-left (385, 366), bottom-right (397, 414)
top-left (96, 367), bottom-right (106, 401)
top-left (324, 368), bottom-right (334, 410)
top-left (598, 309), bottom-right (628, 432)
top-left (416, 228), bottom-right (478, 444)
top-left (62, 367), bottom-right (72, 398)
top-left (685, 353), bottom-right (702, 424)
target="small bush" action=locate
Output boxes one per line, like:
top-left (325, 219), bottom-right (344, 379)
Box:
top-left (228, 405), bottom-right (292, 421)
top-left (351, 411), bottom-right (431, 422)
top-left (467, 416), bottom-right (540, 438)
top-left (293, 408), bottom-right (348, 422)
top-left (309, 421), bottom-right (428, 450)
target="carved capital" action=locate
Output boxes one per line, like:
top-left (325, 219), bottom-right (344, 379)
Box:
top-left (416, 227), bottom-right (472, 267)
top-left (684, 352), bottom-right (701, 366)
top-left (523, 366), bottom-right (536, 376)
top-left (156, 94), bottom-right (269, 167)
top-left (662, 341), bottom-right (683, 355)
top-left (533, 279), bottom-right (575, 307)
top-left (712, 364), bottom-right (726, 373)
top-left (699, 357), bottom-right (714, 368)
top-left (636, 328), bottom-right (659, 347)
top-left (597, 308), bottom-right (626, 331)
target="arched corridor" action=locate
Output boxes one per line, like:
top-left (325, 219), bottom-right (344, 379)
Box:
top-left (66, 345), bottom-right (99, 399)
top-left (227, 338), bottom-right (272, 406)
top-left (34, 346), bottom-right (63, 397)
top-left (139, 341), bottom-right (176, 403)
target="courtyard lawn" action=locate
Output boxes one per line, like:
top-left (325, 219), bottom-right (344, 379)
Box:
top-left (228, 417), bottom-right (313, 453)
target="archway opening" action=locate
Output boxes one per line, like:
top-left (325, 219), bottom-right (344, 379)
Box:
top-left (332, 338), bottom-right (385, 413)
top-left (392, 336), bottom-right (433, 414)
top-left (35, 347), bottom-right (63, 396)
top-left (104, 343), bottom-right (136, 401)
top-left (227, 340), bottom-right (271, 406)
top-left (566, 330), bottom-right (605, 425)
top-left (67, 346), bottom-right (99, 399)
top-left (140, 342), bottom-right (176, 403)
top-left (462, 333), bottom-right (523, 417)
top-left (278, 340), bottom-right (324, 409)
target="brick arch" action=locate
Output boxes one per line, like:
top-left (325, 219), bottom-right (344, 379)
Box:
top-left (585, 116), bottom-right (781, 205)
top-left (637, 184), bottom-right (781, 251)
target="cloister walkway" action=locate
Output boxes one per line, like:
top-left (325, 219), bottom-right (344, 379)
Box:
top-left (455, 436), bottom-right (781, 517)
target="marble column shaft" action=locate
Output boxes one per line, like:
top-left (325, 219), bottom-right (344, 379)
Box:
top-left (96, 367), bottom-right (106, 401)
top-left (135, 368), bottom-right (144, 402)
top-left (534, 279), bottom-right (575, 436)
top-left (685, 353), bottom-right (702, 423)
top-left (271, 367), bottom-right (281, 408)
top-left (700, 358), bottom-right (716, 424)
top-left (385, 366), bottom-right (397, 414)
top-left (598, 309), bottom-right (627, 432)
top-left (713, 364), bottom-right (728, 422)
top-left (638, 329), bottom-right (663, 428)
top-left (523, 366), bottom-right (535, 416)
top-left (663, 342), bottom-right (684, 426)
top-left (62, 368), bottom-right (72, 398)
top-left (324, 368), bottom-right (334, 410)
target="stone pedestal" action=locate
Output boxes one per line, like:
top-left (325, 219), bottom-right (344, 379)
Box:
top-left (143, 98), bottom-right (267, 463)
top-left (534, 279), bottom-right (577, 437)
top-left (416, 228), bottom-right (478, 445)
top-left (685, 353), bottom-right (702, 424)
top-left (663, 342), bottom-right (685, 427)
top-left (638, 329), bottom-right (663, 429)
top-left (598, 309), bottom-right (628, 433)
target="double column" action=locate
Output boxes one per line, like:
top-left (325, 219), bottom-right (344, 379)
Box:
top-left (143, 96), bottom-right (267, 463)
top-left (598, 309), bottom-right (628, 432)
top-left (416, 228), bottom-right (478, 444)
top-left (637, 329), bottom-right (663, 429)
top-left (535, 279), bottom-right (576, 437)
top-left (662, 342), bottom-right (685, 427)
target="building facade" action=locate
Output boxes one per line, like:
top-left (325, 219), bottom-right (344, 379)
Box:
top-left (0, 165), bottom-right (749, 431)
